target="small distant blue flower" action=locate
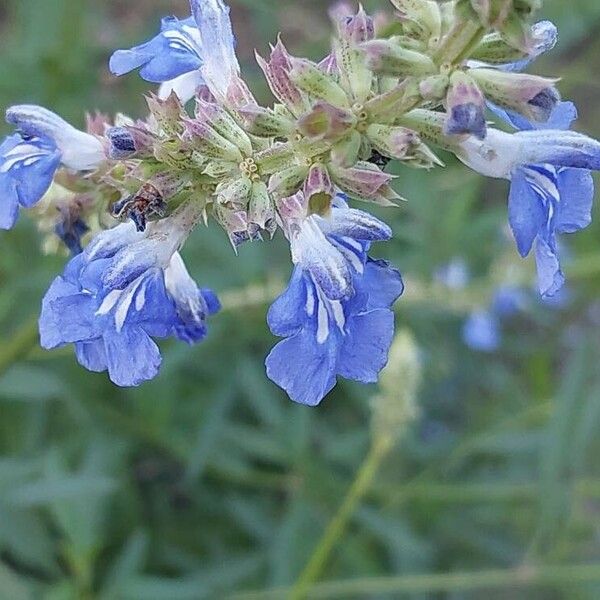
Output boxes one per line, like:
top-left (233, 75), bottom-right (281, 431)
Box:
top-left (39, 218), bottom-right (219, 386)
top-left (110, 0), bottom-right (240, 101)
top-left (463, 310), bottom-right (501, 352)
top-left (0, 134), bottom-right (61, 230)
top-left (434, 258), bottom-right (470, 290)
top-left (265, 197), bottom-right (403, 406)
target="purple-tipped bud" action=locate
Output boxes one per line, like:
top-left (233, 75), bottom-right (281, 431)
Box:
top-left (106, 127), bottom-right (138, 159)
top-left (297, 101), bottom-right (356, 142)
top-left (471, 69), bottom-right (560, 124)
top-left (237, 105), bottom-right (295, 138)
top-left (341, 6), bottom-right (375, 44)
top-left (256, 38), bottom-right (306, 117)
top-left (303, 164), bottom-right (335, 215)
top-left (328, 162), bottom-right (395, 201)
top-left (361, 40), bottom-right (436, 77)
top-left (226, 76), bottom-right (258, 109)
top-left (318, 53), bottom-right (338, 77)
top-left (444, 72), bottom-right (487, 140)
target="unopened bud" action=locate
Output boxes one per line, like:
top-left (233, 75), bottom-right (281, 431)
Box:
top-left (364, 79), bottom-right (421, 124)
top-left (289, 58), bottom-right (350, 108)
top-left (184, 120), bottom-right (244, 162)
top-left (238, 105), bottom-right (295, 138)
top-left (268, 165), bottom-right (309, 199)
top-left (444, 71), bottom-right (487, 139)
top-left (366, 124), bottom-right (419, 160)
top-left (471, 69), bottom-right (560, 123)
top-left (361, 39), bottom-right (437, 78)
top-left (249, 181), bottom-right (276, 233)
top-left (146, 92), bottom-right (185, 136)
top-left (331, 130), bottom-right (362, 167)
top-left (389, 0), bottom-right (442, 40)
top-left (370, 329), bottom-right (420, 444)
top-left (195, 99), bottom-right (252, 156)
top-left (340, 6), bottom-right (375, 44)
top-left (216, 177), bottom-right (252, 207)
top-left (328, 161), bottom-right (395, 202)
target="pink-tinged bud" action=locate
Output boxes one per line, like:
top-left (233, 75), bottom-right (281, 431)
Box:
top-left (86, 112), bottom-right (111, 136)
top-left (366, 124), bottom-right (419, 160)
top-left (419, 75), bottom-right (450, 101)
top-left (268, 165), bottom-right (310, 199)
top-left (237, 104), bottom-right (295, 138)
top-left (213, 205), bottom-right (259, 249)
top-left (470, 68), bottom-right (560, 123)
top-left (216, 177), bottom-right (252, 208)
top-left (249, 181), bottom-right (276, 233)
top-left (226, 76), bottom-right (258, 109)
top-left (146, 92), bottom-right (186, 136)
top-left (304, 164), bottom-right (335, 215)
top-left (329, 2), bottom-right (355, 25)
top-left (297, 101), bottom-right (356, 142)
top-left (331, 130), bottom-right (362, 167)
top-left (364, 79), bottom-right (421, 124)
top-left (328, 161), bottom-right (395, 200)
top-left (183, 120), bottom-right (244, 162)
top-left (361, 40), bottom-right (436, 77)
top-left (256, 38), bottom-right (307, 117)
top-left (389, 0), bottom-right (442, 40)
top-left (289, 58), bottom-right (350, 108)
top-left (195, 99), bottom-right (252, 156)
top-left (444, 71), bottom-right (487, 140)
top-left (196, 85), bottom-right (216, 104)
top-left (276, 191), bottom-right (306, 223)
top-left (318, 53), bottom-right (338, 77)
top-left (341, 6), bottom-right (375, 44)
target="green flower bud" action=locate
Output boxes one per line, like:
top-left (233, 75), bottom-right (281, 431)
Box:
top-left (289, 58), bottom-right (350, 108)
top-left (361, 39), bottom-right (437, 78)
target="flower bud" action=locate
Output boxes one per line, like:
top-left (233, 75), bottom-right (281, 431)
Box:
top-left (237, 105), bottom-right (295, 138)
top-left (328, 161), bottom-right (395, 202)
top-left (289, 58), bottom-right (350, 108)
top-left (195, 99), bottom-right (253, 156)
top-left (248, 180), bottom-right (276, 233)
top-left (216, 177), bottom-right (252, 207)
top-left (254, 142), bottom-right (298, 175)
top-left (226, 75), bottom-right (258, 109)
top-left (304, 164), bottom-right (334, 216)
top-left (146, 92), bottom-right (186, 136)
top-left (255, 38), bottom-right (307, 117)
top-left (471, 68), bottom-right (560, 123)
top-left (331, 130), bottom-right (362, 167)
top-left (297, 101), bottom-right (356, 142)
top-left (366, 124), bottom-right (419, 160)
top-left (106, 127), bottom-right (138, 159)
top-left (370, 329), bottom-right (420, 444)
top-left (389, 0), bottom-right (442, 40)
top-left (268, 165), bottom-right (309, 199)
top-left (418, 74), bottom-right (450, 101)
top-left (340, 6), bottom-right (375, 44)
top-left (364, 79), bottom-right (421, 124)
top-left (213, 204), bottom-right (259, 249)
top-left (361, 40), bottom-right (437, 78)
top-left (183, 120), bottom-right (244, 162)
top-left (444, 71), bottom-right (487, 139)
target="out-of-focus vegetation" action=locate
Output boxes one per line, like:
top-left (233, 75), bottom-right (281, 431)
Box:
top-left (1, 1), bottom-right (600, 598)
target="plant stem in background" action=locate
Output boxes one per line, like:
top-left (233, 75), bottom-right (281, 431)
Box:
top-left (290, 435), bottom-right (394, 600)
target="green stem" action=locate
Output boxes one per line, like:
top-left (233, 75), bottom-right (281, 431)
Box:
top-left (231, 563), bottom-right (600, 600)
top-left (290, 436), bottom-right (394, 600)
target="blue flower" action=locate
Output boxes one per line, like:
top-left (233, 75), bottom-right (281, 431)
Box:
top-left (0, 134), bottom-right (61, 230)
top-left (495, 102), bottom-right (594, 297)
top-left (265, 197), bottom-right (403, 406)
top-left (1, 105), bottom-right (105, 230)
top-left (39, 214), bottom-right (219, 387)
top-left (110, 0), bottom-right (239, 101)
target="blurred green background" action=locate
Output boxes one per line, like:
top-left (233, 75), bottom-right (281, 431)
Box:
top-left (2, 1), bottom-right (600, 598)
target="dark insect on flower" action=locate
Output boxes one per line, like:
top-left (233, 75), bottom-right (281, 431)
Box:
top-left (111, 182), bottom-right (167, 232)
top-left (54, 213), bottom-right (89, 255)
top-left (368, 149), bottom-right (391, 169)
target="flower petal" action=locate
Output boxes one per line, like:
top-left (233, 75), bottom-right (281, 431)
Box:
top-left (555, 168), bottom-right (593, 234)
top-left (535, 236), bottom-right (565, 298)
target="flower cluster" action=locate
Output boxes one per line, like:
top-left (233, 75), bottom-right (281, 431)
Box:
top-left (2, 0), bottom-right (599, 406)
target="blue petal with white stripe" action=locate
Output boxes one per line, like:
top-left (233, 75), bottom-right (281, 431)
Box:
top-left (39, 223), bottom-right (220, 387)
top-left (110, 16), bottom-right (204, 83)
top-left (0, 133), bottom-right (61, 229)
top-left (266, 205), bottom-right (403, 406)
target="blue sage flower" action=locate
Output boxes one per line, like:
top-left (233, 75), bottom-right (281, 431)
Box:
top-left (39, 208), bottom-right (219, 386)
top-left (265, 195), bottom-right (404, 406)
top-left (1, 105), bottom-right (105, 229)
top-left (110, 0), bottom-right (239, 101)
top-left (458, 102), bottom-right (599, 297)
